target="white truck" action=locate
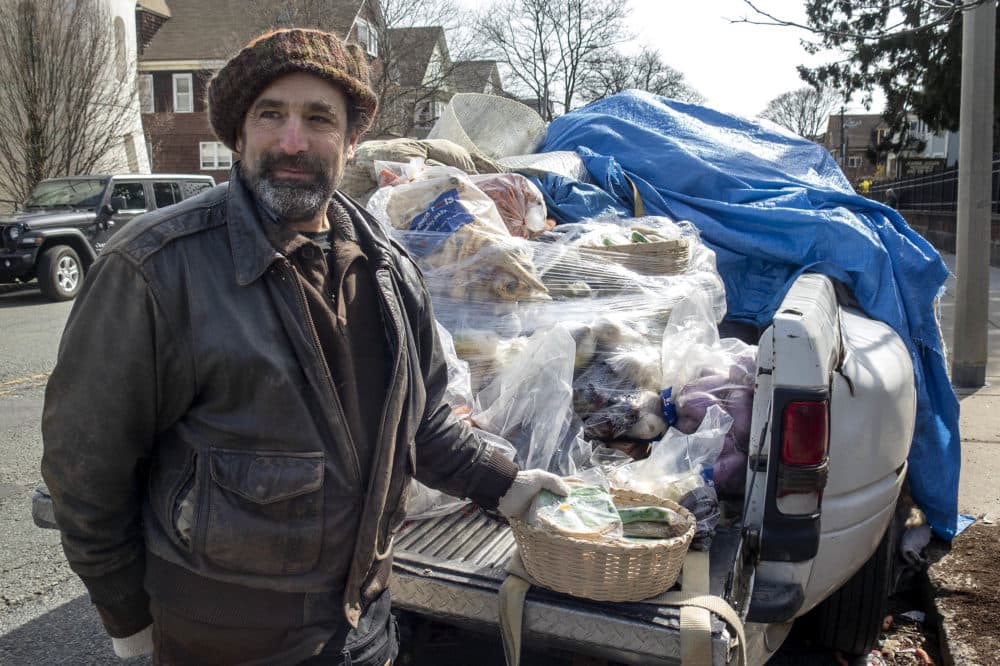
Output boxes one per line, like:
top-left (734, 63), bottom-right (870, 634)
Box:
top-left (30, 272), bottom-right (915, 665)
top-left (387, 272), bottom-right (916, 665)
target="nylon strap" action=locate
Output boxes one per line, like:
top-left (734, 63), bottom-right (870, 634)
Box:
top-left (498, 549), bottom-right (747, 666)
top-left (498, 570), bottom-right (530, 666)
top-left (681, 549), bottom-right (713, 666)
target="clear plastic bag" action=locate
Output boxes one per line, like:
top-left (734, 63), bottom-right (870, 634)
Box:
top-left (610, 404), bottom-right (731, 549)
top-left (470, 173), bottom-right (552, 239)
top-left (473, 325), bottom-right (590, 475)
top-left (660, 291), bottom-right (757, 456)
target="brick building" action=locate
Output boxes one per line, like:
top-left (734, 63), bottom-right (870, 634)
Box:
top-left (136, 0), bottom-right (381, 182)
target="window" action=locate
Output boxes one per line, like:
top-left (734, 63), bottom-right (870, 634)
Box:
top-left (875, 128), bottom-right (889, 146)
top-left (153, 182), bottom-right (181, 208)
top-left (356, 19), bottom-right (378, 57)
top-left (199, 142), bottom-right (233, 170)
top-left (138, 74), bottom-right (154, 113)
top-left (111, 183), bottom-right (147, 211)
top-left (847, 155), bottom-right (862, 168)
top-left (173, 73), bottom-right (193, 113)
top-left (414, 100), bottom-right (444, 129)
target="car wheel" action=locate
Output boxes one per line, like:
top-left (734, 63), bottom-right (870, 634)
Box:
top-left (805, 513), bottom-right (898, 655)
top-left (38, 245), bottom-right (83, 301)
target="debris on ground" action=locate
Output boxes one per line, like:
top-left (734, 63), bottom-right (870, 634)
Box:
top-left (927, 523), bottom-right (1000, 666)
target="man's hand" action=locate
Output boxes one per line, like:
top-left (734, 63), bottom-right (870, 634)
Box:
top-left (111, 625), bottom-right (153, 659)
top-left (497, 470), bottom-right (570, 519)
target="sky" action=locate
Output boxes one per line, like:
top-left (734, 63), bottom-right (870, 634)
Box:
top-left (454, 0), bottom-right (883, 120)
top-left (622, 0), bottom-right (879, 118)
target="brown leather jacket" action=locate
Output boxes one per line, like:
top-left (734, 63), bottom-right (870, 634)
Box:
top-left (41, 172), bottom-right (517, 637)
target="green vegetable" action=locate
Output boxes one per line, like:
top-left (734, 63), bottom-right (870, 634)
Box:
top-left (618, 505), bottom-right (688, 539)
top-left (630, 231), bottom-right (651, 243)
top-left (618, 506), bottom-right (677, 523)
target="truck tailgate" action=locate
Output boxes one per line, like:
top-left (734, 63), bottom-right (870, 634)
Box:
top-left (391, 509), bottom-right (739, 665)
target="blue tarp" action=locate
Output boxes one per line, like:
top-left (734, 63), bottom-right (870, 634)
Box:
top-left (531, 90), bottom-right (960, 539)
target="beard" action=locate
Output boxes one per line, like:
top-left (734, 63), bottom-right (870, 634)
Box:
top-left (242, 151), bottom-right (337, 224)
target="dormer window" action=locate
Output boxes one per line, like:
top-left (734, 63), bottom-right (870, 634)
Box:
top-left (356, 18), bottom-right (378, 57)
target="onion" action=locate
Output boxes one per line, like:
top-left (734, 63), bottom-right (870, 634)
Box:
top-left (674, 415), bottom-right (701, 434)
top-left (676, 390), bottom-right (720, 422)
top-left (729, 354), bottom-right (757, 386)
top-left (682, 372), bottom-right (731, 395)
top-left (723, 387), bottom-right (754, 448)
top-left (712, 432), bottom-right (748, 496)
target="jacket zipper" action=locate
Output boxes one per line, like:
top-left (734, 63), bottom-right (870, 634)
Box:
top-left (281, 259), bottom-right (363, 486)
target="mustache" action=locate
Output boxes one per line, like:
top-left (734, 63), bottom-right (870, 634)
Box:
top-left (257, 152), bottom-right (327, 180)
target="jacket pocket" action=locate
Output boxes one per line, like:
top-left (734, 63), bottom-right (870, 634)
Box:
top-left (204, 447), bottom-right (324, 575)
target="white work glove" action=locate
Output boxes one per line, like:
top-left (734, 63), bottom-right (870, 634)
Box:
top-left (111, 625), bottom-right (153, 659)
top-left (497, 470), bottom-right (571, 519)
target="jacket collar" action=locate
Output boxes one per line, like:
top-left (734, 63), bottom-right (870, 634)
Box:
top-left (226, 164), bottom-right (283, 287)
top-left (226, 163), bottom-right (397, 286)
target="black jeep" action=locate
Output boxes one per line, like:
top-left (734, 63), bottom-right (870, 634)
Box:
top-left (0, 174), bottom-right (215, 301)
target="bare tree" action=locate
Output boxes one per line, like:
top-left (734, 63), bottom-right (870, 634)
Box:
top-left (370, 0), bottom-right (481, 138)
top-left (476, 0), bottom-right (631, 119)
top-left (0, 0), bottom-right (138, 208)
top-left (581, 47), bottom-right (705, 105)
top-left (733, 1), bottom-right (999, 150)
top-left (246, 0), bottom-right (480, 138)
top-left (759, 86), bottom-right (842, 140)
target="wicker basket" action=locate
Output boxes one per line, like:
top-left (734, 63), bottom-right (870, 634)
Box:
top-left (583, 238), bottom-right (690, 275)
top-left (509, 488), bottom-right (696, 602)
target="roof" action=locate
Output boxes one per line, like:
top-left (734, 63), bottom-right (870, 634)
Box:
top-left (140, 0), bottom-right (366, 63)
top-left (136, 0), bottom-right (171, 18)
top-left (387, 26), bottom-right (447, 89)
top-left (450, 60), bottom-right (500, 94)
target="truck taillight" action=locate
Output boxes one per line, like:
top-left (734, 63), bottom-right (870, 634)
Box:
top-left (781, 401), bottom-right (829, 466)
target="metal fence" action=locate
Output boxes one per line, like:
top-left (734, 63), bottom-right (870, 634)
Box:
top-left (868, 158), bottom-right (1000, 214)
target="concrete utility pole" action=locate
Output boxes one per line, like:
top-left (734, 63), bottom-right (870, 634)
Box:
top-left (952, 0), bottom-right (996, 388)
top-left (839, 105), bottom-right (847, 168)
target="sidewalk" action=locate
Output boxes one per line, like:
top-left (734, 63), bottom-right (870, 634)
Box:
top-left (935, 252), bottom-right (1000, 520)
top-left (924, 252), bottom-right (1000, 666)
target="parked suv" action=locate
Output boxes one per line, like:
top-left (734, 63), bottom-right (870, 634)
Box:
top-left (0, 174), bottom-right (215, 301)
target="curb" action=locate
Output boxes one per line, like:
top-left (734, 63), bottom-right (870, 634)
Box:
top-left (919, 552), bottom-right (953, 666)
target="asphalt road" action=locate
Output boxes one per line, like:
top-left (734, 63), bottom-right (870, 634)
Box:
top-left (0, 283), bottom-right (896, 666)
top-left (0, 287), bottom-right (145, 665)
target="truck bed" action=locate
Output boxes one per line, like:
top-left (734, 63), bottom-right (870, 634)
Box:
top-left (390, 508), bottom-right (740, 665)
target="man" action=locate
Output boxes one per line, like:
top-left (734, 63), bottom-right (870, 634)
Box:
top-left (885, 187), bottom-right (899, 209)
top-left (41, 28), bottom-right (566, 665)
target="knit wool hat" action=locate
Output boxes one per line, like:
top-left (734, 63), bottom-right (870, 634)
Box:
top-left (207, 28), bottom-right (378, 151)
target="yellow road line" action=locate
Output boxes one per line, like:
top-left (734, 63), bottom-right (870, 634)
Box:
top-left (0, 372), bottom-right (50, 388)
top-left (0, 372), bottom-right (51, 396)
